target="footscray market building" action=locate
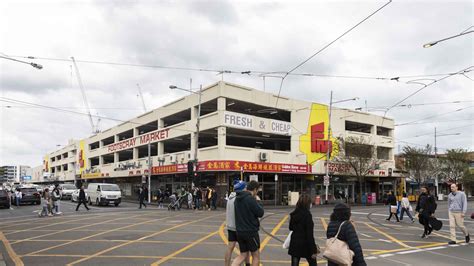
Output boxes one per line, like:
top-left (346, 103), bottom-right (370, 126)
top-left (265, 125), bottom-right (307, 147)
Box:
top-left (40, 81), bottom-right (396, 205)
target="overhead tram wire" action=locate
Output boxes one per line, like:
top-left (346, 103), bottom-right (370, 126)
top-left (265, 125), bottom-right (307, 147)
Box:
top-left (398, 123), bottom-right (474, 140)
top-left (0, 97), bottom-right (196, 134)
top-left (383, 65), bottom-right (474, 118)
top-left (395, 106), bottom-right (474, 126)
top-left (357, 100), bottom-right (474, 111)
top-left (273, 0), bottom-right (392, 108)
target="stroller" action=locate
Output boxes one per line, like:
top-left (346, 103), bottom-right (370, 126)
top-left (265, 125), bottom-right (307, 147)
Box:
top-left (168, 194), bottom-right (180, 211)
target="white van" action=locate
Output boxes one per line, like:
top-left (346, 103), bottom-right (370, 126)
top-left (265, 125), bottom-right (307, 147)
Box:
top-left (86, 183), bottom-right (122, 206)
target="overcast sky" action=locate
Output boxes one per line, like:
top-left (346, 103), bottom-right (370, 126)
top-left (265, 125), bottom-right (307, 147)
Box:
top-left (0, 0), bottom-right (472, 167)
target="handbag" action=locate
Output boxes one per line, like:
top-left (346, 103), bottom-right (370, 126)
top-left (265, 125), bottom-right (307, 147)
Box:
top-left (282, 231), bottom-right (292, 249)
top-left (323, 221), bottom-right (354, 266)
top-left (429, 216), bottom-right (443, 231)
top-left (390, 205), bottom-right (397, 214)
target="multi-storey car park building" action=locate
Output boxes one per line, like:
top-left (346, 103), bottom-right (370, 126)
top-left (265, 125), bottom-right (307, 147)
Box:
top-left (35, 81), bottom-right (396, 206)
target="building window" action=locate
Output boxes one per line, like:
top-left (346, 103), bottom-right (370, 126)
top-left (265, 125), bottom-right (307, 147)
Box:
top-left (345, 121), bottom-right (372, 134)
top-left (163, 135), bottom-right (191, 154)
top-left (377, 126), bottom-right (392, 137)
top-left (101, 136), bottom-right (115, 146)
top-left (102, 154), bottom-right (114, 164)
top-left (377, 147), bottom-right (391, 160)
top-left (137, 121), bottom-right (158, 135)
top-left (226, 128), bottom-right (290, 151)
top-left (89, 142), bottom-right (100, 150)
top-left (117, 129), bottom-right (134, 141)
top-left (137, 143), bottom-right (158, 158)
top-left (199, 99), bottom-right (218, 116)
top-left (90, 157), bottom-right (100, 167)
top-left (118, 149), bottom-right (134, 162)
top-left (226, 98), bottom-right (291, 122)
top-left (63, 164), bottom-right (68, 171)
top-left (162, 109), bottom-right (191, 128)
top-left (345, 143), bottom-right (372, 158)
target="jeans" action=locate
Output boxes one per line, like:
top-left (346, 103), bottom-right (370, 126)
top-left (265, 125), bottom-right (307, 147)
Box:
top-left (400, 207), bottom-right (413, 220)
top-left (194, 198), bottom-right (201, 209)
top-left (16, 197), bottom-right (20, 206)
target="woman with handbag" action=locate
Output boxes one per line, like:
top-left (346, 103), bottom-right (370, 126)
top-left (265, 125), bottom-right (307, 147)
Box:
top-left (325, 203), bottom-right (366, 266)
top-left (288, 194), bottom-right (318, 266)
top-left (385, 191), bottom-right (400, 222)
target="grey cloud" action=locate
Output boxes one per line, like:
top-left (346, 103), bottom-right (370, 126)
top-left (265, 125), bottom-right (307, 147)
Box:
top-left (187, 0), bottom-right (238, 25)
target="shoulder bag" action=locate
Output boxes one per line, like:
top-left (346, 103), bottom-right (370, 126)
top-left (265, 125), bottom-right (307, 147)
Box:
top-left (323, 221), bottom-right (354, 266)
top-left (282, 231), bottom-right (292, 249)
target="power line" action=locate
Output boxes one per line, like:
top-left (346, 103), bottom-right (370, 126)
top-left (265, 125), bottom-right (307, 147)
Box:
top-left (274, 0), bottom-right (392, 107)
top-left (359, 100), bottom-right (474, 111)
top-left (398, 123), bottom-right (473, 140)
top-left (395, 106), bottom-right (474, 126)
top-left (383, 66), bottom-right (474, 117)
top-left (394, 118), bottom-right (473, 126)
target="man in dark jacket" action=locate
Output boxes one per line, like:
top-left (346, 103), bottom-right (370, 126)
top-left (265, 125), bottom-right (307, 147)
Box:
top-left (75, 186), bottom-right (89, 211)
top-left (385, 191), bottom-right (400, 222)
top-left (416, 187), bottom-right (436, 238)
top-left (231, 181), bottom-right (264, 266)
top-left (139, 186), bottom-right (147, 209)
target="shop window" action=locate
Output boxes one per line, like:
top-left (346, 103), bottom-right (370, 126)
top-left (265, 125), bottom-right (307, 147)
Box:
top-left (377, 147), bottom-right (391, 160)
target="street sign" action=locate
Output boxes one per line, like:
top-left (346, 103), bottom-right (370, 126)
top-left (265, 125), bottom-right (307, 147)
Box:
top-left (324, 175), bottom-right (330, 186)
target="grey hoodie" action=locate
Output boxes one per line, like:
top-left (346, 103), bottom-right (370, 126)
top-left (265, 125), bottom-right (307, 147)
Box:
top-left (226, 192), bottom-right (237, 231)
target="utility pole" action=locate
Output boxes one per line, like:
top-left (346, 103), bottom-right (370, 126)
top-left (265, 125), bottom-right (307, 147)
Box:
top-left (324, 91), bottom-right (333, 204)
top-left (434, 127), bottom-right (438, 196)
top-left (148, 141), bottom-right (151, 203)
top-left (194, 85), bottom-right (202, 163)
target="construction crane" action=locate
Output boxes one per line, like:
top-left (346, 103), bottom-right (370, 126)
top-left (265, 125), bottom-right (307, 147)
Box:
top-left (71, 56), bottom-right (99, 134)
top-left (136, 83), bottom-right (147, 112)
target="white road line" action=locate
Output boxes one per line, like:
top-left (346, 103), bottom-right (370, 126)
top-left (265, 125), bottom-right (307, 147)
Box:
top-left (397, 249), bottom-right (422, 255)
top-left (424, 246), bottom-right (446, 251)
top-left (380, 254), bottom-right (394, 258)
top-left (365, 256), bottom-right (377, 260)
top-left (378, 238), bottom-right (393, 243)
top-left (449, 244), bottom-right (460, 247)
top-left (360, 233), bottom-right (372, 238)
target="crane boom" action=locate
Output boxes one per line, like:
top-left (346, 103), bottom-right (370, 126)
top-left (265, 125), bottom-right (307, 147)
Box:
top-left (71, 56), bottom-right (96, 134)
top-left (136, 83), bottom-right (147, 112)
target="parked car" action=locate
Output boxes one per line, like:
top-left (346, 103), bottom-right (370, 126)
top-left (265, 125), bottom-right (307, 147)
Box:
top-left (71, 189), bottom-right (88, 202)
top-left (60, 184), bottom-right (76, 200)
top-left (0, 189), bottom-right (11, 209)
top-left (86, 183), bottom-right (121, 206)
top-left (11, 187), bottom-right (41, 205)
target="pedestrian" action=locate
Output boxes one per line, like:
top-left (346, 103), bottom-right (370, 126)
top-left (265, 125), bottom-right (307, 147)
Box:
top-left (139, 186), bottom-right (147, 209)
top-left (399, 192), bottom-right (414, 222)
top-left (201, 186), bottom-right (207, 210)
top-left (75, 186), bottom-right (90, 211)
top-left (231, 181), bottom-right (264, 266)
top-left (157, 187), bottom-right (164, 209)
top-left (385, 191), bottom-right (400, 222)
top-left (447, 183), bottom-right (470, 244)
top-left (38, 188), bottom-right (51, 217)
top-left (288, 194), bottom-right (318, 266)
top-left (14, 188), bottom-right (22, 206)
top-left (326, 203), bottom-right (366, 266)
top-left (52, 184), bottom-right (62, 215)
top-left (187, 190), bottom-right (193, 209)
top-left (7, 189), bottom-right (13, 209)
top-left (211, 188), bottom-right (218, 210)
top-left (225, 181), bottom-right (251, 266)
top-left (194, 187), bottom-right (202, 210)
top-left (206, 186), bottom-right (213, 211)
top-left (415, 187), bottom-right (436, 238)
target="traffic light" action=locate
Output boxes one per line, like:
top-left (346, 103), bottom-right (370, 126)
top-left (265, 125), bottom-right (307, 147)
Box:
top-left (187, 160), bottom-right (195, 176)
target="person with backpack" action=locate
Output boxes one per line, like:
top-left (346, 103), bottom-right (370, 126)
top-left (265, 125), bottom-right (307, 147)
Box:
top-left (225, 181), bottom-right (250, 266)
top-left (447, 183), bottom-right (470, 244)
top-left (416, 187), bottom-right (436, 238)
top-left (399, 192), bottom-right (414, 222)
top-left (385, 191), bottom-right (400, 222)
top-left (138, 186), bottom-right (147, 209)
top-left (325, 203), bottom-right (366, 266)
top-left (231, 181), bottom-right (264, 266)
top-left (288, 194), bottom-right (318, 266)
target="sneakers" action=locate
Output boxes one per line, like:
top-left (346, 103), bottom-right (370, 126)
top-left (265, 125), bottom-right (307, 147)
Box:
top-left (427, 227), bottom-right (433, 235)
top-left (466, 235), bottom-right (470, 243)
top-left (411, 219), bottom-right (415, 223)
top-left (421, 233), bottom-right (427, 238)
top-left (448, 241), bottom-right (456, 245)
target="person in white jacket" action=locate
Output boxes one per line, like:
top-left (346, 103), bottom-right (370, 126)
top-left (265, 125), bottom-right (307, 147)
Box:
top-left (400, 192), bottom-right (414, 222)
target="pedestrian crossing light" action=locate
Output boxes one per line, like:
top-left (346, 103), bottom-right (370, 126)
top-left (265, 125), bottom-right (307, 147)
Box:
top-left (187, 160), bottom-right (195, 176)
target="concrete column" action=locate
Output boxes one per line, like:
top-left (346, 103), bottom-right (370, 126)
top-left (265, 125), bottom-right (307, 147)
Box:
top-left (217, 97), bottom-right (226, 111)
top-left (133, 147), bottom-right (139, 160)
top-left (218, 127), bottom-right (226, 159)
top-left (99, 156), bottom-right (104, 166)
top-left (114, 152), bottom-right (119, 163)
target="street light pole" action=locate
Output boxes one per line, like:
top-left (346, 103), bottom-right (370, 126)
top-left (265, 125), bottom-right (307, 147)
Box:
top-left (148, 141), bottom-right (151, 203)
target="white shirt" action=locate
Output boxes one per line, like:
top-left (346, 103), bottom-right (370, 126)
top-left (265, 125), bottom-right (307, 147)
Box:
top-left (15, 191), bottom-right (22, 199)
top-left (401, 197), bottom-right (411, 208)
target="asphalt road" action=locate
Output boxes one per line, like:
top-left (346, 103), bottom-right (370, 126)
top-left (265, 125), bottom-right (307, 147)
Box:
top-left (0, 200), bottom-right (473, 265)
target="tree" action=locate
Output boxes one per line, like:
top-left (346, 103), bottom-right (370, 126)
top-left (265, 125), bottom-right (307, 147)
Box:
top-left (334, 136), bottom-right (382, 203)
top-left (402, 145), bottom-right (433, 185)
top-left (440, 148), bottom-right (469, 184)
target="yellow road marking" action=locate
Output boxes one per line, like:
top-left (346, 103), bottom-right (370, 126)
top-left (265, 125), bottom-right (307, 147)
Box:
top-left (218, 222), bottom-right (229, 245)
top-left (431, 231), bottom-right (452, 240)
top-left (320, 218), bottom-right (328, 230)
top-left (364, 222), bottom-right (411, 248)
top-left (150, 225), bottom-right (221, 265)
top-left (22, 212), bottom-right (185, 256)
top-left (260, 214), bottom-right (288, 252)
top-left (11, 212), bottom-right (156, 245)
top-left (0, 231), bottom-right (24, 266)
top-left (66, 214), bottom-right (222, 265)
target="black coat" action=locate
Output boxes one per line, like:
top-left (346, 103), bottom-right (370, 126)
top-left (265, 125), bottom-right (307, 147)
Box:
top-left (416, 193), bottom-right (436, 214)
top-left (79, 189), bottom-right (86, 200)
top-left (326, 220), bottom-right (366, 266)
top-left (387, 194), bottom-right (397, 206)
top-left (288, 208), bottom-right (317, 259)
top-left (234, 191), bottom-right (264, 233)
